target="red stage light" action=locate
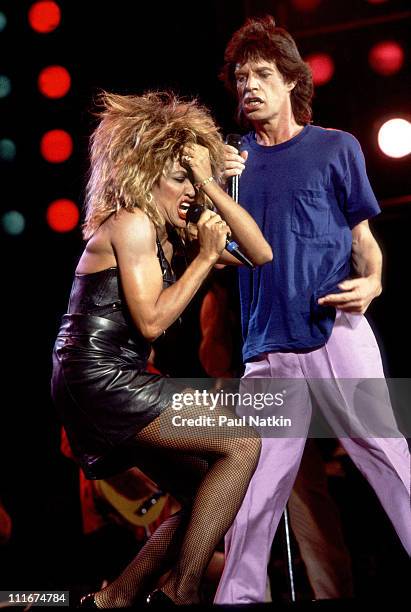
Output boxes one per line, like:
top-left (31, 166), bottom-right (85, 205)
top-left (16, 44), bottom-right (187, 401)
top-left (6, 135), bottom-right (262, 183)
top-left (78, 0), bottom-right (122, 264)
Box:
top-left (38, 65), bottom-right (71, 98)
top-left (28, 1), bottom-right (61, 33)
top-left (367, 0), bottom-right (388, 4)
top-left (40, 129), bottom-right (73, 163)
top-left (47, 199), bottom-right (79, 232)
top-left (291, 0), bottom-right (322, 11)
top-left (369, 41), bottom-right (404, 76)
top-left (305, 53), bottom-right (335, 86)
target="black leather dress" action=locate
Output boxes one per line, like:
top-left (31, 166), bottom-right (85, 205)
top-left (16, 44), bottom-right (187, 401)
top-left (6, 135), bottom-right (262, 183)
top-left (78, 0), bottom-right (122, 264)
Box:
top-left (51, 237), bottom-right (182, 479)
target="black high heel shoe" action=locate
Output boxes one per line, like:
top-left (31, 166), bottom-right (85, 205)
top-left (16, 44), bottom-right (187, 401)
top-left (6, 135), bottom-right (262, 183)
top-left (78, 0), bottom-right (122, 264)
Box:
top-left (78, 593), bottom-right (98, 608)
top-left (145, 589), bottom-right (176, 606)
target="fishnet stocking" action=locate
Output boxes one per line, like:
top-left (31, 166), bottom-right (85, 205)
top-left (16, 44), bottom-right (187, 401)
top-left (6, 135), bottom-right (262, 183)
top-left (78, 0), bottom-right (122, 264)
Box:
top-left (95, 508), bottom-right (188, 608)
top-left (94, 403), bottom-right (260, 606)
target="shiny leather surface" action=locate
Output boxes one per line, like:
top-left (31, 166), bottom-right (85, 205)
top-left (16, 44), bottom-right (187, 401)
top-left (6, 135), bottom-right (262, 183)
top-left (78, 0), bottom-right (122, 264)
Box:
top-left (67, 236), bottom-right (175, 324)
top-left (52, 313), bottom-right (173, 479)
top-left (51, 237), bottom-right (180, 479)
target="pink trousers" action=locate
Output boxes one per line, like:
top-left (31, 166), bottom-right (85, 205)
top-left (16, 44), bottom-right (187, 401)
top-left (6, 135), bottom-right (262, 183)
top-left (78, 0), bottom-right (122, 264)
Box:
top-left (214, 312), bottom-right (411, 604)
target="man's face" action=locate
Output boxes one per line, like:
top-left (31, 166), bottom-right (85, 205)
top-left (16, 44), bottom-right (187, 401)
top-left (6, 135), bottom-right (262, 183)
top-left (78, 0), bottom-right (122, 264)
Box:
top-left (234, 59), bottom-right (295, 123)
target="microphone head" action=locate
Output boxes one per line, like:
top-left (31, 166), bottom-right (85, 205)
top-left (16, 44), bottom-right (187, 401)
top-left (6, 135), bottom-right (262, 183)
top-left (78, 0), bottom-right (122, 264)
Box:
top-left (185, 203), bottom-right (205, 224)
top-left (225, 133), bottom-right (242, 152)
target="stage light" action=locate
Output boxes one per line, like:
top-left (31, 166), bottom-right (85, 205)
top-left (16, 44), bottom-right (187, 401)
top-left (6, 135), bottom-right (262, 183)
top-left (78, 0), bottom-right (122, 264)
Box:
top-left (38, 65), bottom-right (71, 98)
top-left (0, 75), bottom-right (11, 98)
top-left (46, 199), bottom-right (79, 232)
top-left (28, 1), bottom-right (61, 33)
top-left (291, 0), bottom-right (322, 11)
top-left (369, 41), bottom-right (404, 76)
top-left (378, 118), bottom-right (411, 159)
top-left (0, 11), bottom-right (7, 31)
top-left (305, 53), bottom-right (335, 86)
top-left (40, 129), bottom-right (73, 163)
top-left (2, 211), bottom-right (25, 235)
top-left (0, 139), bottom-right (16, 161)
top-left (366, 0), bottom-right (388, 4)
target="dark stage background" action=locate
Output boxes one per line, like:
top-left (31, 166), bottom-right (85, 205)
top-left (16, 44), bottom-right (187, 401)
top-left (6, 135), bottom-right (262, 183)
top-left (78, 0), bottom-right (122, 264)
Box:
top-left (0, 0), bottom-right (410, 604)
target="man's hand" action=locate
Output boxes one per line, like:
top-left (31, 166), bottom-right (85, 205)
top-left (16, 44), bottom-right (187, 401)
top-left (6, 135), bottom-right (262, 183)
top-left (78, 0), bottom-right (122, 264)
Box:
top-left (222, 144), bottom-right (248, 181)
top-left (318, 275), bottom-right (382, 313)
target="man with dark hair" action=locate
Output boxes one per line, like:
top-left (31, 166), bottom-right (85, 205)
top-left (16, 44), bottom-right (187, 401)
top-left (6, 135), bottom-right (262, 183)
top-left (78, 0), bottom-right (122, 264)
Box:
top-left (214, 15), bottom-right (411, 604)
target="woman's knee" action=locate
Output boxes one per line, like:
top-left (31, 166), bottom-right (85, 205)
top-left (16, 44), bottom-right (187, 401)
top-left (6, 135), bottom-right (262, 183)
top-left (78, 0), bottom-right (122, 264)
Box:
top-left (225, 430), bottom-right (261, 466)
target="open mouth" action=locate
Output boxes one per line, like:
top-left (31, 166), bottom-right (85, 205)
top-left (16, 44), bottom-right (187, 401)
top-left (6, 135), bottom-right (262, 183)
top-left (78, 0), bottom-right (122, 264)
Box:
top-left (178, 202), bottom-right (191, 220)
top-left (243, 97), bottom-right (264, 112)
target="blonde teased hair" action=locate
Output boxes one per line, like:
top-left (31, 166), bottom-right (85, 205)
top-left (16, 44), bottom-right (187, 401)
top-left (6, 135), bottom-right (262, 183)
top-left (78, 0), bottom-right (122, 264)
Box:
top-left (83, 90), bottom-right (225, 239)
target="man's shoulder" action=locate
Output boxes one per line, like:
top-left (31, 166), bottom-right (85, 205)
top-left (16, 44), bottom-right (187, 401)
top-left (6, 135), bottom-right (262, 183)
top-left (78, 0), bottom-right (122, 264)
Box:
top-left (309, 125), bottom-right (361, 153)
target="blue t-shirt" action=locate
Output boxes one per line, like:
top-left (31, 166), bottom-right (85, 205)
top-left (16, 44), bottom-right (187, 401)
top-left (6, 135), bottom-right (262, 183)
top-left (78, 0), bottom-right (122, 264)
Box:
top-left (238, 124), bottom-right (380, 361)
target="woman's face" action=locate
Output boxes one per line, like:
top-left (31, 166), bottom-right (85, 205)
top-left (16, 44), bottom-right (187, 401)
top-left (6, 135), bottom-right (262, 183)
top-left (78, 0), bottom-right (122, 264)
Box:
top-left (152, 159), bottom-right (196, 228)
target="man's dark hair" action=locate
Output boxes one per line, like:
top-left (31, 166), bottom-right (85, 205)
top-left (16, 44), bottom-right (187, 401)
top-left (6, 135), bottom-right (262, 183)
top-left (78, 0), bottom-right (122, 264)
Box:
top-left (220, 15), bottom-right (313, 125)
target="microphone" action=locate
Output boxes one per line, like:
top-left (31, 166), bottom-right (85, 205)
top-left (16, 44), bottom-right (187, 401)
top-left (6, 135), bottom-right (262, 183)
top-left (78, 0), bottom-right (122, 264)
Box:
top-left (186, 204), bottom-right (254, 269)
top-left (225, 133), bottom-right (242, 203)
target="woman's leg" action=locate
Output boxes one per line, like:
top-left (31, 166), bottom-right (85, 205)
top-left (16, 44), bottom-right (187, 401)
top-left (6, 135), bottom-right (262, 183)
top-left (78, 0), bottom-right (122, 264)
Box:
top-left (96, 452), bottom-right (207, 608)
top-left (95, 402), bottom-right (260, 606)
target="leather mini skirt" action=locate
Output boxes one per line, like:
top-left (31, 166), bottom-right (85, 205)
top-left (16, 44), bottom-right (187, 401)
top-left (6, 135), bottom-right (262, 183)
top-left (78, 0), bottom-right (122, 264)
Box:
top-left (51, 313), bottom-right (174, 479)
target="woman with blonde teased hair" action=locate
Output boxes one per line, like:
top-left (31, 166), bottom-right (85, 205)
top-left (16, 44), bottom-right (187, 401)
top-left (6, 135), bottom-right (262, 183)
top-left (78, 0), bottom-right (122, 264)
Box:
top-left (51, 90), bottom-right (272, 607)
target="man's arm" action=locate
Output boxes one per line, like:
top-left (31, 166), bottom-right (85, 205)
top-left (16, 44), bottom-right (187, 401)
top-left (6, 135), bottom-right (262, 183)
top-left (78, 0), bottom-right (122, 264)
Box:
top-left (318, 220), bottom-right (382, 313)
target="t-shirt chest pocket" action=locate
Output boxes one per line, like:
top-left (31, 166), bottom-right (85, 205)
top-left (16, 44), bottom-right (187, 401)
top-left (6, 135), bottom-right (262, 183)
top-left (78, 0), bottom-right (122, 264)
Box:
top-left (291, 189), bottom-right (330, 238)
